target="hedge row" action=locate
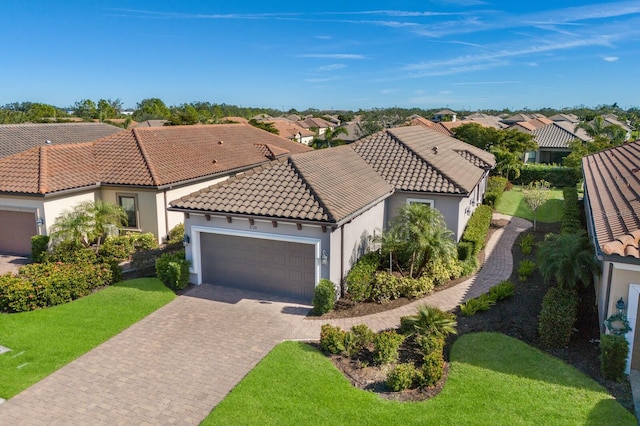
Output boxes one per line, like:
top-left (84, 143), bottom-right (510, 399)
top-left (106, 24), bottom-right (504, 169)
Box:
top-left (0, 262), bottom-right (113, 313)
top-left (459, 205), bottom-right (493, 257)
top-left (561, 186), bottom-right (582, 234)
top-left (513, 164), bottom-right (581, 187)
top-left (483, 176), bottom-right (508, 208)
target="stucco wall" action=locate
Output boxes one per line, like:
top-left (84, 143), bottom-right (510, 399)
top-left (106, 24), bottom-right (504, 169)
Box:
top-left (100, 188), bottom-right (159, 238)
top-left (330, 200), bottom-right (386, 285)
top-left (183, 213), bottom-right (330, 285)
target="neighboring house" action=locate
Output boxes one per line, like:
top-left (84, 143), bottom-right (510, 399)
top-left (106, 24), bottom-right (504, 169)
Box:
top-left (582, 141), bottom-right (640, 373)
top-left (264, 119), bottom-right (315, 145)
top-left (432, 109), bottom-right (457, 122)
top-left (549, 113), bottom-right (580, 124)
top-left (170, 126), bottom-right (495, 301)
top-left (513, 119), bottom-right (590, 164)
top-left (0, 124), bottom-right (311, 255)
top-left (340, 121), bottom-right (365, 143)
top-left (464, 113), bottom-right (508, 129)
top-left (135, 120), bottom-right (168, 127)
top-left (296, 117), bottom-right (336, 136)
top-left (602, 114), bottom-right (633, 141)
top-left (0, 122), bottom-right (122, 159)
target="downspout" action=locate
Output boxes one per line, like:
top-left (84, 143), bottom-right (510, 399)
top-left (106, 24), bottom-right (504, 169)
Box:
top-left (340, 225), bottom-right (345, 298)
top-left (603, 262), bottom-right (614, 327)
top-left (164, 189), bottom-right (169, 241)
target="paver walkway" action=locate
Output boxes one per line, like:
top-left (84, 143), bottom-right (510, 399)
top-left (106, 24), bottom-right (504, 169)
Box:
top-left (0, 214), bottom-right (530, 425)
top-left (0, 254), bottom-right (29, 275)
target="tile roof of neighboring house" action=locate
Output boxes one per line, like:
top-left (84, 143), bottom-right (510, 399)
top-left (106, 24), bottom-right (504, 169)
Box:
top-left (265, 120), bottom-right (314, 140)
top-left (464, 115), bottom-right (508, 129)
top-left (134, 120), bottom-right (168, 127)
top-left (602, 114), bottom-right (633, 132)
top-left (0, 122), bottom-right (122, 158)
top-left (501, 113), bottom-right (536, 124)
top-left (549, 113), bottom-right (580, 123)
top-left (341, 122), bottom-right (364, 143)
top-left (435, 109), bottom-right (456, 115)
top-left (409, 116), bottom-right (436, 128)
top-left (582, 141), bottom-right (640, 258)
top-left (0, 124), bottom-right (311, 195)
top-left (352, 126), bottom-right (495, 194)
top-left (170, 145), bottom-right (393, 224)
top-left (532, 122), bottom-right (587, 149)
top-left (219, 116), bottom-right (249, 124)
top-left (426, 123), bottom-right (456, 137)
top-left (554, 121), bottom-right (591, 142)
top-left (296, 117), bottom-right (336, 130)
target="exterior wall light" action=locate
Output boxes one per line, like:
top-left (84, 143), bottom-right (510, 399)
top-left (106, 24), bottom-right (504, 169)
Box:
top-left (321, 250), bottom-right (328, 266)
top-left (182, 234), bottom-right (191, 246)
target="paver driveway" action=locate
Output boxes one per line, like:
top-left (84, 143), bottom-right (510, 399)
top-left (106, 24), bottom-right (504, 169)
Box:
top-left (0, 254), bottom-right (29, 275)
top-left (0, 285), bottom-right (312, 425)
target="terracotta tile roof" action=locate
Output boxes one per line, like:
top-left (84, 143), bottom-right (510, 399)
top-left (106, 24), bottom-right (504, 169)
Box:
top-left (582, 141), bottom-right (640, 258)
top-left (554, 121), bottom-right (591, 142)
top-left (296, 117), bottom-right (335, 130)
top-left (427, 123), bottom-right (455, 136)
top-left (410, 117), bottom-right (436, 127)
top-left (0, 124), bottom-right (311, 195)
top-left (352, 126), bottom-right (494, 194)
top-left (170, 146), bottom-right (393, 224)
top-left (219, 116), bottom-right (249, 124)
top-left (0, 122), bottom-right (122, 158)
top-left (265, 120), bottom-right (314, 140)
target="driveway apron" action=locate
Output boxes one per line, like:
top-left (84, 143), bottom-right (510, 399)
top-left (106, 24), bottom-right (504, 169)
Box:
top-left (0, 286), bottom-right (312, 425)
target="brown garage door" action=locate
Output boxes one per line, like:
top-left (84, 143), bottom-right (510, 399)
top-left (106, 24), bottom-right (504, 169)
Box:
top-left (200, 233), bottom-right (316, 301)
top-left (0, 210), bottom-right (37, 255)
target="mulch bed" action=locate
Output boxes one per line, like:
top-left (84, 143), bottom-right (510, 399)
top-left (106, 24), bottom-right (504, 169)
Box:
top-left (313, 219), bottom-right (635, 414)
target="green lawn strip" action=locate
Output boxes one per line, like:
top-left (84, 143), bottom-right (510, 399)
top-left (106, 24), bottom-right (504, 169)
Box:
top-left (203, 333), bottom-right (634, 425)
top-left (496, 185), bottom-right (564, 223)
top-left (0, 278), bottom-right (175, 398)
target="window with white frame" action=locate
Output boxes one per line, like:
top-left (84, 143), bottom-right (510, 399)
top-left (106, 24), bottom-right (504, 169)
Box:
top-left (406, 198), bottom-right (434, 208)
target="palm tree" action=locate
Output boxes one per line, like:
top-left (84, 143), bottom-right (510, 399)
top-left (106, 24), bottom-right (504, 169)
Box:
top-left (537, 231), bottom-right (601, 290)
top-left (49, 201), bottom-right (127, 250)
top-left (311, 126), bottom-right (349, 149)
top-left (400, 305), bottom-right (457, 338)
top-left (382, 203), bottom-right (455, 278)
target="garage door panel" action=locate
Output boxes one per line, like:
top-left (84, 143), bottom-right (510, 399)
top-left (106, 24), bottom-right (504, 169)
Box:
top-left (200, 233), bottom-right (316, 301)
top-left (0, 210), bottom-right (37, 255)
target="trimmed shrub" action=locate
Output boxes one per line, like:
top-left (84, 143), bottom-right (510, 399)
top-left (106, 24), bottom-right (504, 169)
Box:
top-left (320, 324), bottom-right (347, 355)
top-left (46, 242), bottom-right (97, 264)
top-left (128, 232), bottom-right (158, 250)
top-left (386, 363), bottom-right (419, 391)
top-left (370, 271), bottom-right (402, 303)
top-left (420, 351), bottom-right (445, 387)
top-left (517, 259), bottom-right (536, 281)
top-left (538, 287), bottom-right (578, 347)
top-left (600, 334), bottom-right (629, 382)
top-left (345, 251), bottom-right (380, 302)
top-left (0, 261), bottom-right (113, 313)
top-left (415, 334), bottom-right (445, 357)
top-left (513, 164), bottom-right (581, 188)
top-left (460, 205), bottom-right (493, 256)
top-left (345, 324), bottom-right (375, 356)
top-left (427, 256), bottom-right (463, 286)
top-left (488, 280), bottom-right (516, 301)
top-left (399, 275), bottom-right (434, 299)
top-left (373, 330), bottom-right (405, 365)
top-left (457, 241), bottom-right (474, 262)
top-left (166, 223), bottom-right (185, 246)
top-left (519, 233), bottom-right (534, 255)
top-left (31, 235), bottom-right (49, 263)
top-left (312, 279), bottom-right (336, 315)
top-left (484, 176), bottom-right (508, 207)
top-left (155, 251), bottom-right (191, 291)
top-left (561, 186), bottom-right (582, 234)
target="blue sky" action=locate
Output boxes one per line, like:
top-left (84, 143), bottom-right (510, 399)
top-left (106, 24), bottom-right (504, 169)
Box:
top-left (2, 1), bottom-right (640, 111)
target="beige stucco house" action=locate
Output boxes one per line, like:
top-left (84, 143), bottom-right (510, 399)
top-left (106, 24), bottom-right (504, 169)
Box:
top-left (170, 126), bottom-right (495, 302)
top-left (0, 124), bottom-right (311, 255)
top-left (583, 140), bottom-right (640, 373)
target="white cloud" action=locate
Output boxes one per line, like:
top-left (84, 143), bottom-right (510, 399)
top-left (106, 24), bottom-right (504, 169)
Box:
top-left (297, 54), bottom-right (367, 59)
top-left (317, 64), bottom-right (347, 72)
top-left (603, 56), bottom-right (620, 62)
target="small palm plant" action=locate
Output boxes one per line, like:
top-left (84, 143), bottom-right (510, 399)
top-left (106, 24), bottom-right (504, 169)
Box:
top-left (400, 305), bottom-right (457, 338)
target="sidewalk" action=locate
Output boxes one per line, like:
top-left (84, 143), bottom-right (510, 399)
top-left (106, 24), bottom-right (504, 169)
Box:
top-left (292, 214), bottom-right (532, 340)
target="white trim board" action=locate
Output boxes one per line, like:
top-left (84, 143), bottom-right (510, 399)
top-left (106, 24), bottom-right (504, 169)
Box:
top-left (625, 284), bottom-right (640, 374)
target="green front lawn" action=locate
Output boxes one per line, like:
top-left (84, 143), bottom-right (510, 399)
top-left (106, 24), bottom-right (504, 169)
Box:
top-left (496, 185), bottom-right (564, 223)
top-left (0, 278), bottom-right (175, 398)
top-left (203, 333), bottom-right (634, 425)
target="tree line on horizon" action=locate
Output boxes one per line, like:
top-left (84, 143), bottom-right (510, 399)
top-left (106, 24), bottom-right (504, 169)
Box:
top-left (1, 98), bottom-right (638, 131)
